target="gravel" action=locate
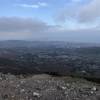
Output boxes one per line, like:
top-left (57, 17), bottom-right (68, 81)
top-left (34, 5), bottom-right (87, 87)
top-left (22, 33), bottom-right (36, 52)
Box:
top-left (0, 73), bottom-right (99, 100)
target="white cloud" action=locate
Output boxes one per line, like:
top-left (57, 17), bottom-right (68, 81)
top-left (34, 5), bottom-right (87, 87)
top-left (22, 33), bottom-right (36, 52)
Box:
top-left (15, 2), bottom-right (48, 9)
top-left (78, 0), bottom-right (100, 22)
top-left (57, 0), bottom-right (100, 23)
top-left (38, 2), bottom-right (48, 7)
top-left (72, 0), bottom-right (81, 2)
top-left (17, 4), bottom-right (39, 8)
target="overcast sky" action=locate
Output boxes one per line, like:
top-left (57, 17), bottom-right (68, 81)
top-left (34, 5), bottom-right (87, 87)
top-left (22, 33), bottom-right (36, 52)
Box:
top-left (0, 0), bottom-right (100, 43)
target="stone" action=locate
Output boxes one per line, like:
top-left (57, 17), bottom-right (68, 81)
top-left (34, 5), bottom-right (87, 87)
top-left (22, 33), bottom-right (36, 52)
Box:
top-left (33, 92), bottom-right (41, 98)
top-left (20, 89), bottom-right (25, 93)
top-left (91, 86), bottom-right (97, 91)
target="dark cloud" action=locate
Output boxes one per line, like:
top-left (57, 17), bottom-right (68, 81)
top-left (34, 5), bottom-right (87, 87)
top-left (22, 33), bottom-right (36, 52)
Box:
top-left (0, 17), bottom-right (61, 40)
top-left (0, 17), bottom-right (51, 33)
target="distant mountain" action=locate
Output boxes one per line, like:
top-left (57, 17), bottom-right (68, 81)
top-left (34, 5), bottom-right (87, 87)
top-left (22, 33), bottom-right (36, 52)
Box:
top-left (0, 40), bottom-right (100, 48)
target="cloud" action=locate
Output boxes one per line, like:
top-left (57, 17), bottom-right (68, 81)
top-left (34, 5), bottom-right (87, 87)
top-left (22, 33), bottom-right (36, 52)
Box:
top-left (0, 17), bottom-right (100, 43)
top-left (0, 17), bottom-right (52, 33)
top-left (55, 9), bottom-right (75, 23)
top-left (55, 3), bottom-right (81, 23)
top-left (71, 0), bottom-right (81, 3)
top-left (15, 2), bottom-right (48, 8)
top-left (0, 17), bottom-right (61, 40)
top-left (38, 2), bottom-right (48, 7)
top-left (56, 0), bottom-right (100, 23)
top-left (17, 4), bottom-right (39, 8)
top-left (78, 0), bottom-right (100, 22)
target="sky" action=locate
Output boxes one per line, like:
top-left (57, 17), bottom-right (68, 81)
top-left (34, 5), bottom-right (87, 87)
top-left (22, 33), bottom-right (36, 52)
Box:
top-left (0, 0), bottom-right (100, 43)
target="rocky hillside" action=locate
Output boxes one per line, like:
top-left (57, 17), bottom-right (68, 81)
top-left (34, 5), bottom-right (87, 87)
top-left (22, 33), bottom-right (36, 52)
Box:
top-left (0, 73), bottom-right (100, 100)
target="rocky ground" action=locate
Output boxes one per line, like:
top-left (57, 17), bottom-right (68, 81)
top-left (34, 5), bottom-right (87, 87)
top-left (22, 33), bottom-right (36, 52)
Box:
top-left (0, 73), bottom-right (99, 100)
